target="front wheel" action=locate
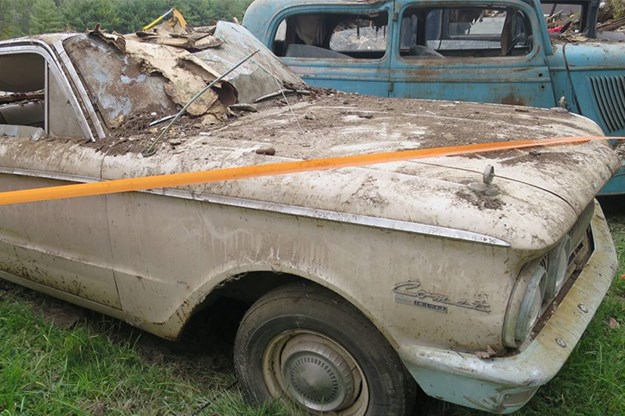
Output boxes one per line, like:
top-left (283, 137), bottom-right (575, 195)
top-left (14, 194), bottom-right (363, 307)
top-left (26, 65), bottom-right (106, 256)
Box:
top-left (234, 283), bottom-right (417, 415)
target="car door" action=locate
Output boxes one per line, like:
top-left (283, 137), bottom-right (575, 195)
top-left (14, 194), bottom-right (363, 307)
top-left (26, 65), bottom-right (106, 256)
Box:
top-left (270, 1), bottom-right (395, 97)
top-left (389, 0), bottom-right (556, 107)
top-left (0, 43), bottom-right (121, 309)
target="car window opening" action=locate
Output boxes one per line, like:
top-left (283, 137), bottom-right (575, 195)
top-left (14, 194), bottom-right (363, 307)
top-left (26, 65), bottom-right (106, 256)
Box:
top-left (0, 52), bottom-right (87, 140)
top-left (0, 53), bottom-right (46, 139)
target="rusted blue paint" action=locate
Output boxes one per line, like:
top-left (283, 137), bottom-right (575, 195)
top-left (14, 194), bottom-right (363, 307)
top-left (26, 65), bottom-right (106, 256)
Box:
top-left (598, 166), bottom-right (625, 195)
top-left (244, 0), bottom-right (625, 194)
top-left (244, 0), bottom-right (625, 132)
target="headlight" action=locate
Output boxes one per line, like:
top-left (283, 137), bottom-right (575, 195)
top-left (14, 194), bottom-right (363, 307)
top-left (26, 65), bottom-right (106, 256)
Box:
top-left (504, 204), bottom-right (592, 349)
top-left (504, 261), bottom-right (548, 348)
top-left (544, 235), bottom-right (572, 301)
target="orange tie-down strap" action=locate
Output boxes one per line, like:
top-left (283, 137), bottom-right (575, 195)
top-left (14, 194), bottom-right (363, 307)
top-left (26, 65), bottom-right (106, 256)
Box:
top-left (0, 136), bottom-right (618, 206)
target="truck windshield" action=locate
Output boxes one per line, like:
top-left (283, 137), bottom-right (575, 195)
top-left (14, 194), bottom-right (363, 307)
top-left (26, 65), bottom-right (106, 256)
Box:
top-left (541, 1), bottom-right (593, 36)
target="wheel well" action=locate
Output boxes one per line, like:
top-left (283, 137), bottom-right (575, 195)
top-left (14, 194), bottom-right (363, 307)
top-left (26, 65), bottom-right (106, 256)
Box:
top-left (210, 271), bottom-right (308, 306)
top-left (176, 273), bottom-right (427, 409)
top-left (177, 272), bottom-right (401, 361)
top-left (178, 271), bottom-right (308, 340)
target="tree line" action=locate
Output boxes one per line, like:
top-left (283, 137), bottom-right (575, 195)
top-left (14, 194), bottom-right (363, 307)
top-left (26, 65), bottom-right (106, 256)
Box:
top-left (0, 0), bottom-right (254, 40)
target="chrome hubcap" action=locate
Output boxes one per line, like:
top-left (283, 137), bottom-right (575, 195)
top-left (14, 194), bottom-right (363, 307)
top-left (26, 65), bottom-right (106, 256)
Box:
top-left (264, 331), bottom-right (367, 414)
top-left (282, 337), bottom-right (354, 411)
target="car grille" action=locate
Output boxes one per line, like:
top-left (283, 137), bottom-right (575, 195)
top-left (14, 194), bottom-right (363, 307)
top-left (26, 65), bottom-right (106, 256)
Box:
top-left (563, 202), bottom-right (595, 289)
top-left (569, 202), bottom-right (595, 249)
top-left (589, 75), bottom-right (625, 133)
top-left (532, 203), bottom-right (595, 337)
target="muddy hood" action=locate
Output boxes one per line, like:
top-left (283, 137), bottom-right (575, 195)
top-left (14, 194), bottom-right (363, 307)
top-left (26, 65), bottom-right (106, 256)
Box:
top-left (2, 98), bottom-right (618, 251)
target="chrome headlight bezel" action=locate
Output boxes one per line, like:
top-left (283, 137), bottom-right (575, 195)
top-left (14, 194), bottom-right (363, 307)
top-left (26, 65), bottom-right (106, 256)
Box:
top-left (504, 202), bottom-right (594, 349)
top-left (504, 260), bottom-right (548, 348)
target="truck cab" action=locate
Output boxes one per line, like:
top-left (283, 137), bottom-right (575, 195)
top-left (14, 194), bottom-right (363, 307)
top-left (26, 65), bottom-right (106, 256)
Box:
top-left (244, 0), bottom-right (625, 193)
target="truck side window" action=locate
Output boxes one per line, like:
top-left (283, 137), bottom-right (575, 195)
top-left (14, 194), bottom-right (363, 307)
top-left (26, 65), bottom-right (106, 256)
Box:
top-left (399, 6), bottom-right (532, 59)
top-left (273, 12), bottom-right (388, 60)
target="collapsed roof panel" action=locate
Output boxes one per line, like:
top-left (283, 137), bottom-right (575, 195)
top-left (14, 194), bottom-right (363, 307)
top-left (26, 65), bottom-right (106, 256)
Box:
top-left (63, 28), bottom-right (237, 131)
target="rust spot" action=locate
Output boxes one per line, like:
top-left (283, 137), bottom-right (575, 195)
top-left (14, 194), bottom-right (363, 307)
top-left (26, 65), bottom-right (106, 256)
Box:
top-left (404, 69), bottom-right (438, 78)
top-left (501, 94), bottom-right (527, 106)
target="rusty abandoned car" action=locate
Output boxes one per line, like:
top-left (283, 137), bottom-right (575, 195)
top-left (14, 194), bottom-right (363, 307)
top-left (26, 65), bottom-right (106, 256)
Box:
top-left (0, 21), bottom-right (620, 415)
top-left (243, 0), bottom-right (625, 195)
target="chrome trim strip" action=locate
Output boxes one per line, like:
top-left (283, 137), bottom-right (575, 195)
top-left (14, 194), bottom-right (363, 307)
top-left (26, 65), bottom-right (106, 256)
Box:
top-left (157, 188), bottom-right (511, 247)
top-left (44, 59), bottom-right (49, 134)
top-left (0, 167), bottom-right (99, 184)
top-left (0, 167), bottom-right (511, 247)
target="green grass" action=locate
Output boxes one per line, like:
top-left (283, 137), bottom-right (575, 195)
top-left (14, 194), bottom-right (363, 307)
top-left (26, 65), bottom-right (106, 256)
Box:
top-left (0, 288), bottom-right (294, 415)
top-left (1, 210), bottom-right (624, 415)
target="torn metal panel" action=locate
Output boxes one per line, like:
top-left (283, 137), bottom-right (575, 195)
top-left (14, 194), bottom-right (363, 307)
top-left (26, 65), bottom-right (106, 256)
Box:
top-left (135, 20), bottom-right (224, 51)
top-left (123, 41), bottom-right (222, 117)
top-left (124, 28), bottom-right (237, 110)
top-left (64, 35), bottom-right (177, 130)
top-left (195, 22), bottom-right (306, 104)
top-left (88, 24), bottom-right (126, 52)
top-left (193, 35), bottom-right (224, 50)
top-left (154, 31), bottom-right (224, 51)
top-left (63, 32), bottom-right (235, 130)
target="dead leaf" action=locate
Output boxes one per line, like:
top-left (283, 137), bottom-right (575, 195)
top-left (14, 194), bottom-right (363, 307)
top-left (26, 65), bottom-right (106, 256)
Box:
top-left (608, 317), bottom-right (620, 329)
top-left (92, 402), bottom-right (107, 416)
top-left (475, 345), bottom-right (497, 359)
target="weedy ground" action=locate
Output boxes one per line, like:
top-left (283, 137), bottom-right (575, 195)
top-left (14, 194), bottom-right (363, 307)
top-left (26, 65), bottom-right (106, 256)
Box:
top-left (0, 200), bottom-right (624, 416)
top-left (0, 287), bottom-right (292, 415)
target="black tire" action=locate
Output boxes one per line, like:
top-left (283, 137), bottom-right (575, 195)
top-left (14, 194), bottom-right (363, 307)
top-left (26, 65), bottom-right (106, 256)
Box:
top-left (234, 282), bottom-right (418, 415)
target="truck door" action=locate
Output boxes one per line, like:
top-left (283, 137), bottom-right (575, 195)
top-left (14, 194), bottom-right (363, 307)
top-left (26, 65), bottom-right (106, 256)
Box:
top-left (389, 1), bottom-right (556, 107)
top-left (269, 1), bottom-right (394, 97)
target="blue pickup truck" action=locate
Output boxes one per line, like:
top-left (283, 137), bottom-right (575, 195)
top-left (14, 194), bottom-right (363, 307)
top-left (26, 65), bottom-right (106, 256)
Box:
top-left (243, 0), bottom-right (625, 193)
